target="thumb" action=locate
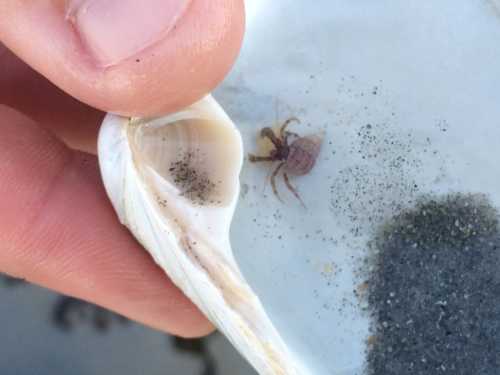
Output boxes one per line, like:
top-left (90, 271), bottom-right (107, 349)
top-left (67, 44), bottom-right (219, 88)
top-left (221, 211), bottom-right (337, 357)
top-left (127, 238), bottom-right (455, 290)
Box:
top-left (0, 0), bottom-right (245, 117)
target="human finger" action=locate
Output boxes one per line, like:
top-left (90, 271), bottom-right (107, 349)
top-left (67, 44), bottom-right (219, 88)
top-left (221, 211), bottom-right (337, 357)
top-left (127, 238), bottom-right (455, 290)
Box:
top-left (0, 106), bottom-right (213, 337)
top-left (0, 0), bottom-right (245, 117)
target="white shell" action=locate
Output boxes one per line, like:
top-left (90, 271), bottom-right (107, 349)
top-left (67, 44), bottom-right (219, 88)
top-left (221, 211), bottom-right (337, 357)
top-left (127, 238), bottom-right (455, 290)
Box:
top-left (98, 95), bottom-right (306, 375)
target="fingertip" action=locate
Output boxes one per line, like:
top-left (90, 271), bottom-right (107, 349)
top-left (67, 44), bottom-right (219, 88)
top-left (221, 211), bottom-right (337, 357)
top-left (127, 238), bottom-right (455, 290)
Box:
top-left (169, 310), bottom-right (216, 338)
top-left (0, 0), bottom-right (245, 116)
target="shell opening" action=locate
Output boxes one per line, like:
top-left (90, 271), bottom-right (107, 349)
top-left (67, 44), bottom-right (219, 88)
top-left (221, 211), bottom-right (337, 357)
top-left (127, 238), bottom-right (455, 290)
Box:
top-left (128, 118), bottom-right (241, 208)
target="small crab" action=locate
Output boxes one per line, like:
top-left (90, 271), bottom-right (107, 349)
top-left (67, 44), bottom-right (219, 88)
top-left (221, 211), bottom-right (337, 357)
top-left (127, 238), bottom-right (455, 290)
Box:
top-left (249, 117), bottom-right (323, 206)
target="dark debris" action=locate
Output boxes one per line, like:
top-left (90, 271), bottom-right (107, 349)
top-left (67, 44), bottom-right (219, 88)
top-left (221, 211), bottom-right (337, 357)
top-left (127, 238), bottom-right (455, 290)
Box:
top-left (169, 152), bottom-right (217, 205)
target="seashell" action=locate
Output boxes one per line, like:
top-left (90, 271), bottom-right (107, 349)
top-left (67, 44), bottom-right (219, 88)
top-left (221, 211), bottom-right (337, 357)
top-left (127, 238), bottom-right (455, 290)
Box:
top-left (98, 95), bottom-right (306, 375)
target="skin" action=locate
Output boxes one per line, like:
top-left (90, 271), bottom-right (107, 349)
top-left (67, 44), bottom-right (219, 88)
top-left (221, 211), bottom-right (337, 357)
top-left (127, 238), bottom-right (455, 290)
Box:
top-left (0, 0), bottom-right (245, 338)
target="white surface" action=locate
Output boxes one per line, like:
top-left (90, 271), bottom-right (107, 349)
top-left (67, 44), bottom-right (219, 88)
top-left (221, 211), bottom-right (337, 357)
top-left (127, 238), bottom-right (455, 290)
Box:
top-left (214, 1), bottom-right (500, 374)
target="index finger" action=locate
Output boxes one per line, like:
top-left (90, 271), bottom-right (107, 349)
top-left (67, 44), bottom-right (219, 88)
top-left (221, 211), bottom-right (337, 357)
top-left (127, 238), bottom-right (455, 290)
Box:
top-left (0, 106), bottom-right (213, 337)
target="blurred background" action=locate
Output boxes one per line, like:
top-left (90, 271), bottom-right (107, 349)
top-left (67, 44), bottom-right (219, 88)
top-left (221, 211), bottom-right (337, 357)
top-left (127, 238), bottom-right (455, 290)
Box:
top-left (0, 274), bottom-right (256, 375)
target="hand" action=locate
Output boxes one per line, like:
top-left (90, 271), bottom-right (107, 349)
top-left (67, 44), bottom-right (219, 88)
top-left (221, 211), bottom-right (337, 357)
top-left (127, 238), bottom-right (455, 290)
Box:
top-left (0, 0), bottom-right (245, 338)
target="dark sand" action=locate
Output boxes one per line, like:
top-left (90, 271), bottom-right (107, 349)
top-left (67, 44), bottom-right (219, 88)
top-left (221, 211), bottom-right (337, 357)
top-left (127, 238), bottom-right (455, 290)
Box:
top-left (368, 193), bottom-right (500, 374)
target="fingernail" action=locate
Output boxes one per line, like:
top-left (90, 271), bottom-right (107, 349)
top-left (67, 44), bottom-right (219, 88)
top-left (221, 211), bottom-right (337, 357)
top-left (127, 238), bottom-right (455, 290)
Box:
top-left (66, 0), bottom-right (191, 67)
